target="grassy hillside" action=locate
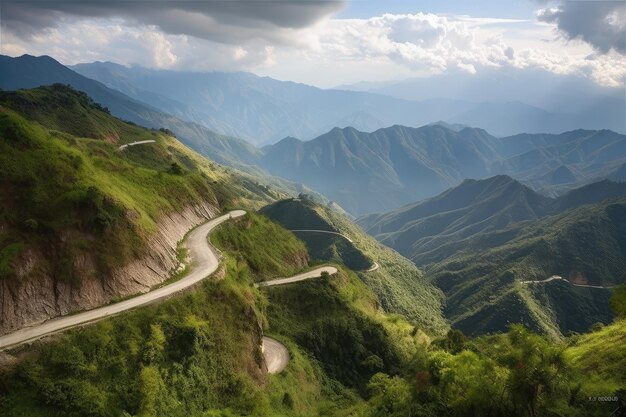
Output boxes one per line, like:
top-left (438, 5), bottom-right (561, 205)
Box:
top-left (0, 84), bottom-right (276, 284)
top-left (566, 318), bottom-right (626, 395)
top-left (0, 202), bottom-right (374, 416)
top-left (261, 199), bottom-right (371, 271)
top-left (212, 208), bottom-right (433, 409)
top-left (212, 213), bottom-right (309, 282)
top-left (262, 198), bottom-right (448, 335)
top-left (360, 175), bottom-right (626, 267)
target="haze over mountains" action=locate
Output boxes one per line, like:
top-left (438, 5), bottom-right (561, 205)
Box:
top-left (2, 54), bottom-right (625, 218)
top-left (2, 0), bottom-right (626, 412)
top-left (260, 126), bottom-right (626, 215)
top-left (72, 60), bottom-right (625, 142)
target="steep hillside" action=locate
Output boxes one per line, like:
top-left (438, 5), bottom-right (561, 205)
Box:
top-left (361, 177), bottom-right (626, 337)
top-left (430, 199), bottom-right (626, 337)
top-left (260, 198), bottom-right (448, 335)
top-left (261, 199), bottom-right (372, 271)
top-left (0, 84), bottom-right (275, 335)
top-left (361, 176), bottom-right (626, 266)
top-left (0, 55), bottom-right (262, 171)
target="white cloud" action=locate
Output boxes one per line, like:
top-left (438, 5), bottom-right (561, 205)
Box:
top-left (1, 10), bottom-right (623, 89)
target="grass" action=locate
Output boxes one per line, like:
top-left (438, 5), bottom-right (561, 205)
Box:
top-left (565, 318), bottom-right (626, 393)
top-left (212, 212), bottom-right (309, 282)
top-left (261, 198), bottom-right (448, 336)
top-left (0, 85), bottom-right (282, 289)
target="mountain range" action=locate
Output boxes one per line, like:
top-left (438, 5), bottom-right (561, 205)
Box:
top-left (359, 175), bottom-right (626, 336)
top-left (3, 54), bottom-right (625, 218)
top-left (259, 126), bottom-right (626, 215)
top-left (339, 68), bottom-right (625, 134)
top-left (72, 60), bottom-right (625, 142)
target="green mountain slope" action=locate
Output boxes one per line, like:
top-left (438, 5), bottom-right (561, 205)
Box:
top-left (260, 197), bottom-right (448, 335)
top-left (0, 84), bottom-right (279, 335)
top-left (261, 125), bottom-right (498, 215)
top-left (0, 54), bottom-right (262, 169)
top-left (431, 199), bottom-right (626, 337)
top-left (360, 177), bottom-right (626, 337)
top-left (360, 175), bottom-right (626, 266)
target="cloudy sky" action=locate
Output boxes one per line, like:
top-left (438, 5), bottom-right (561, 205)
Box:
top-left (1, 0), bottom-right (624, 89)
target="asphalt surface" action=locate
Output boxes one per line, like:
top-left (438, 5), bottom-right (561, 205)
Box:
top-left (255, 266), bottom-right (338, 288)
top-left (521, 275), bottom-right (616, 289)
top-left (118, 140), bottom-right (156, 150)
top-left (262, 336), bottom-right (290, 374)
top-left (0, 210), bottom-right (246, 350)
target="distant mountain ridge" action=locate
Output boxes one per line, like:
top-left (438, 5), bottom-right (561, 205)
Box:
top-left (359, 175), bottom-right (626, 265)
top-left (0, 54), bottom-right (261, 169)
top-left (70, 60), bottom-right (625, 143)
top-left (260, 126), bottom-right (626, 215)
top-left (3, 54), bottom-right (625, 217)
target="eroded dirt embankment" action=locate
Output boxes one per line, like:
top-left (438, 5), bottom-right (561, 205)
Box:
top-left (0, 202), bottom-right (218, 335)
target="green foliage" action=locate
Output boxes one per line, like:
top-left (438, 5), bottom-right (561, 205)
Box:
top-left (262, 198), bottom-right (448, 335)
top-left (212, 212), bottom-right (309, 281)
top-left (0, 278), bottom-right (269, 417)
top-left (261, 199), bottom-right (371, 271)
top-left (266, 274), bottom-right (406, 393)
top-left (0, 86), bottom-right (279, 286)
top-left (610, 284), bottom-right (626, 317)
top-left (363, 324), bottom-right (624, 417)
top-left (428, 199), bottom-right (626, 337)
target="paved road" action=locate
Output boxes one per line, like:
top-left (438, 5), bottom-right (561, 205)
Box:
top-left (290, 229), bottom-right (353, 243)
top-left (257, 265), bottom-right (338, 373)
top-left (521, 275), bottom-right (616, 289)
top-left (118, 140), bottom-right (156, 150)
top-left (262, 336), bottom-right (290, 374)
top-left (255, 266), bottom-right (338, 288)
top-left (0, 210), bottom-right (246, 350)
top-left (365, 262), bottom-right (380, 272)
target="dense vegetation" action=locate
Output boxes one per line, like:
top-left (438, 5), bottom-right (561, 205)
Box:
top-left (362, 321), bottom-right (625, 417)
top-left (2, 198), bottom-right (624, 417)
top-left (360, 175), bottom-right (626, 337)
top-left (428, 198), bottom-right (626, 337)
top-left (212, 213), bottom-right (309, 282)
top-left (261, 198), bottom-right (448, 335)
top-left (0, 85), bottom-right (277, 284)
top-left (261, 198), bottom-right (372, 271)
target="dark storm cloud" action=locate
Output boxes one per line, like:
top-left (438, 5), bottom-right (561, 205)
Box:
top-left (538, 0), bottom-right (625, 54)
top-left (1, 0), bottom-right (347, 43)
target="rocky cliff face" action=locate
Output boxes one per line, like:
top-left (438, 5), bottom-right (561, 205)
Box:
top-left (0, 202), bottom-right (218, 335)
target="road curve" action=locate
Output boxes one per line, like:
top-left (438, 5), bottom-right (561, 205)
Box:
top-left (262, 336), bottom-right (290, 374)
top-left (118, 140), bottom-right (156, 150)
top-left (521, 275), bottom-right (616, 289)
top-left (255, 266), bottom-right (338, 288)
top-left (290, 229), bottom-right (353, 243)
top-left (0, 210), bottom-right (246, 350)
top-left (365, 262), bottom-right (380, 272)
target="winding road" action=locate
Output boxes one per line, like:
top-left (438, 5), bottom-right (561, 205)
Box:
top-left (0, 209), bottom-right (347, 375)
top-left (262, 336), bottom-right (290, 374)
top-left (255, 266), bottom-right (338, 288)
top-left (0, 210), bottom-right (246, 350)
top-left (118, 140), bottom-right (156, 150)
top-left (521, 275), bottom-right (617, 289)
top-left (290, 229), bottom-right (354, 243)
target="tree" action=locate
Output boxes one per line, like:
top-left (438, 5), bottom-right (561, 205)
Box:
top-left (609, 284), bottom-right (626, 318)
